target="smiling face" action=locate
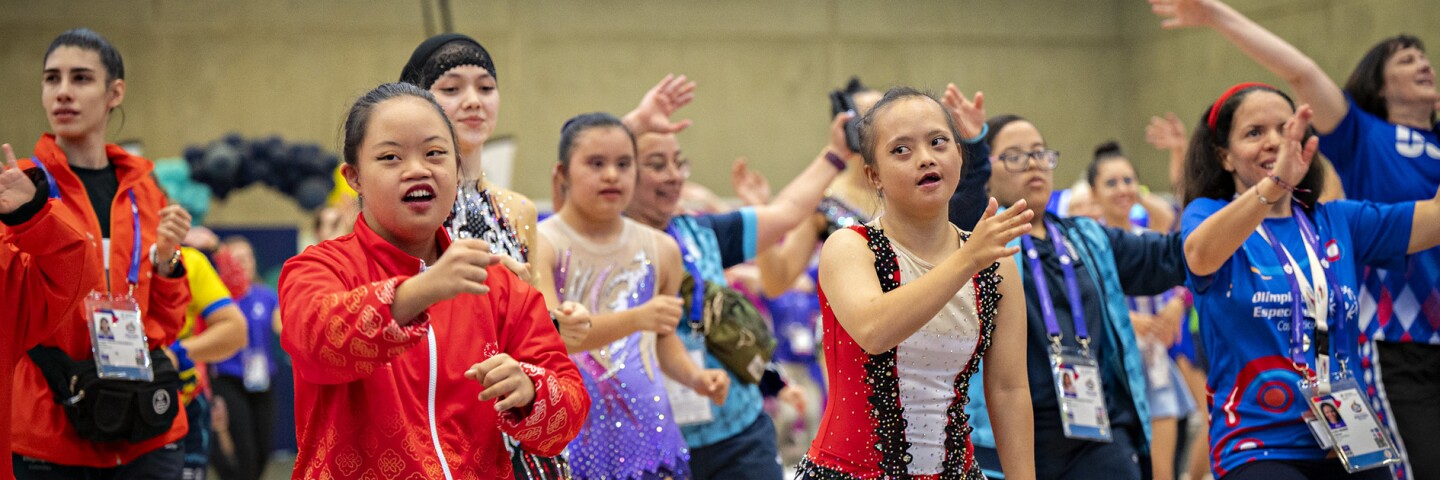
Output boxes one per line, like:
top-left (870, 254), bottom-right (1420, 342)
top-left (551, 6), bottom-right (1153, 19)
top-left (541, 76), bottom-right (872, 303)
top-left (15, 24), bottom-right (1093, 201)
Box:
top-left (1381, 46), bottom-right (1438, 107)
top-left (342, 96), bottom-right (459, 248)
top-left (42, 46), bottom-right (124, 141)
top-left (1092, 158), bottom-right (1139, 222)
top-left (865, 96), bottom-right (963, 218)
top-left (986, 120), bottom-right (1052, 215)
top-left (1219, 91), bottom-right (1294, 192)
top-left (560, 126), bottom-right (636, 223)
top-left (628, 132), bottom-right (687, 227)
top-left (429, 65), bottom-right (499, 153)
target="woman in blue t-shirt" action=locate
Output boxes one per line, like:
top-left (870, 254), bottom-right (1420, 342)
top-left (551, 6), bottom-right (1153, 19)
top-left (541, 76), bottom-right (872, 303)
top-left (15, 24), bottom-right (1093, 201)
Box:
top-left (1180, 82), bottom-right (1440, 479)
top-left (1153, 1), bottom-right (1440, 476)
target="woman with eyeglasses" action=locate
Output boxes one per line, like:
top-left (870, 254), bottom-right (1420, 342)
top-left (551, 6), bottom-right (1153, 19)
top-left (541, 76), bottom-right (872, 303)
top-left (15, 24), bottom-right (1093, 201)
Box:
top-left (1087, 141), bottom-right (1194, 480)
top-left (621, 101), bottom-right (854, 480)
top-left (965, 115), bottom-right (1187, 480)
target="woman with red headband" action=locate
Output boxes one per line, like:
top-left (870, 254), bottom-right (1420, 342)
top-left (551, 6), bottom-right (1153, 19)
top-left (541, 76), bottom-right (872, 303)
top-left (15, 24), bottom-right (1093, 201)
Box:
top-left (1179, 82), bottom-right (1440, 479)
top-left (1152, 1), bottom-right (1440, 477)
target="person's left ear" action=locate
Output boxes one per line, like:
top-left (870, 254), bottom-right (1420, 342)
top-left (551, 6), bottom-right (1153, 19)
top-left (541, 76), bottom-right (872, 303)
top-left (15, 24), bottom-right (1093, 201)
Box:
top-left (106, 78), bottom-right (125, 110)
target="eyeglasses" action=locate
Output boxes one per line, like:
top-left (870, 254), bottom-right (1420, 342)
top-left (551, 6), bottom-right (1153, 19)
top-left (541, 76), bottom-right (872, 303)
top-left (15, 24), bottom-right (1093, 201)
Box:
top-left (993, 149), bottom-right (1060, 172)
top-left (641, 157), bottom-right (692, 179)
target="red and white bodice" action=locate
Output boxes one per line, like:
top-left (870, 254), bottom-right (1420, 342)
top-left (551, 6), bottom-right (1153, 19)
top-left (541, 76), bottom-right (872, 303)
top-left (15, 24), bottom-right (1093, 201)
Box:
top-left (800, 223), bottom-right (999, 480)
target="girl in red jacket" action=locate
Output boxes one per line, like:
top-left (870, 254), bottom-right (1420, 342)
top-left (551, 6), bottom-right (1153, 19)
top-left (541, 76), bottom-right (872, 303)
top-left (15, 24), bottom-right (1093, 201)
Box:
top-left (10, 28), bottom-right (193, 479)
top-left (279, 82), bottom-right (589, 479)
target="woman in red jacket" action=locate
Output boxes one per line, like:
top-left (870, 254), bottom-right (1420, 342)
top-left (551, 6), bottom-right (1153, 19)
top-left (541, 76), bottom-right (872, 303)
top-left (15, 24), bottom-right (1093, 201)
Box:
top-left (279, 82), bottom-right (589, 479)
top-left (10, 28), bottom-right (193, 479)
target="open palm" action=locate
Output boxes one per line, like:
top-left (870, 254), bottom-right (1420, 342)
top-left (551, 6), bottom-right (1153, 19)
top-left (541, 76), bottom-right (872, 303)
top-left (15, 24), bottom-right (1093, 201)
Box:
top-left (626, 74), bottom-right (697, 135)
top-left (942, 83), bottom-right (986, 139)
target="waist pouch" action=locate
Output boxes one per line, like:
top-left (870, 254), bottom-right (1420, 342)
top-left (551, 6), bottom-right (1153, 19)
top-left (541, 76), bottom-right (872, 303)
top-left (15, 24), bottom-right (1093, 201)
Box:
top-left (679, 273), bottom-right (777, 384)
top-left (26, 346), bottom-right (181, 443)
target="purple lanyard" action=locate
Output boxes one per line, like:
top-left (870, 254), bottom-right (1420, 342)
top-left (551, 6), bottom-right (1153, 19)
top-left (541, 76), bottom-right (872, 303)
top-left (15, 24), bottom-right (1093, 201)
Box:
top-left (1021, 221), bottom-right (1090, 352)
top-left (33, 158), bottom-right (141, 290)
top-left (1256, 204), bottom-right (1348, 375)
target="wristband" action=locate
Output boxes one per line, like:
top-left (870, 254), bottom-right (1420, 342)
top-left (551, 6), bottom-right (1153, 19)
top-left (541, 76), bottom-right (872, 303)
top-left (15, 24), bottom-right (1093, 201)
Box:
top-left (824, 150), bottom-right (847, 171)
top-left (961, 122), bottom-right (989, 144)
top-left (168, 340), bottom-right (194, 371)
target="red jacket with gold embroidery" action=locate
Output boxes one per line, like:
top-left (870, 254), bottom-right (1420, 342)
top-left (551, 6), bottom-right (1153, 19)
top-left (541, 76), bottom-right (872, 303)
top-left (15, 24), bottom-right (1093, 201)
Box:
top-left (279, 216), bottom-right (588, 479)
top-left (9, 134), bottom-right (191, 467)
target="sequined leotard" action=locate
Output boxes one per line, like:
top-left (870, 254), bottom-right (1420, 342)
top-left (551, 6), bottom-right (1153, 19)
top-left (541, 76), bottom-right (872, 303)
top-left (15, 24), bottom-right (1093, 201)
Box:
top-left (539, 216), bottom-right (691, 480)
top-left (798, 221), bottom-right (1001, 480)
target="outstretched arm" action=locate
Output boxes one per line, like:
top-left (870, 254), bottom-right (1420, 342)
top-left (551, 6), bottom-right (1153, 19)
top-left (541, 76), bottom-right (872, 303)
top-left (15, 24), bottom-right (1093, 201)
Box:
top-left (818, 199), bottom-right (1032, 354)
top-left (1151, 0), bottom-right (1348, 132)
top-left (1409, 185), bottom-right (1440, 254)
top-left (748, 113), bottom-right (854, 249)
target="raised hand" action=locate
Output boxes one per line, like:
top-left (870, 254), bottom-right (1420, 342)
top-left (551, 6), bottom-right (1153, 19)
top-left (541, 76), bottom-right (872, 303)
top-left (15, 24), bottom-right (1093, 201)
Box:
top-left (554, 301), bottom-right (592, 351)
top-left (942, 84), bottom-right (987, 140)
top-left (690, 368), bottom-right (730, 406)
top-left (467, 353), bottom-right (537, 412)
top-left (730, 157), bottom-right (771, 207)
top-left (827, 111), bottom-right (855, 157)
top-left (154, 204), bottom-right (192, 275)
top-left (961, 198), bottom-right (1034, 271)
top-left (1149, 0), bottom-right (1220, 29)
top-left (624, 74), bottom-right (697, 136)
top-left (631, 295), bottom-right (684, 335)
top-left (1145, 113), bottom-right (1187, 152)
top-left (418, 238), bottom-right (502, 301)
top-left (1274, 104), bottom-right (1318, 187)
top-left (0, 144), bottom-right (38, 215)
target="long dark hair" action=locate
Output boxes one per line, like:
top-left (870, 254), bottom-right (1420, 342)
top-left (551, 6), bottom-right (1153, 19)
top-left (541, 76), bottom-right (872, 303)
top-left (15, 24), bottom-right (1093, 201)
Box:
top-left (1181, 85), bottom-right (1324, 208)
top-left (1343, 35), bottom-right (1435, 125)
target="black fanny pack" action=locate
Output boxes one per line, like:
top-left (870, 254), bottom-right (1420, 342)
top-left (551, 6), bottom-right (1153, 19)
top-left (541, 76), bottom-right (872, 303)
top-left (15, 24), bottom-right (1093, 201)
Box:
top-left (26, 346), bottom-right (181, 443)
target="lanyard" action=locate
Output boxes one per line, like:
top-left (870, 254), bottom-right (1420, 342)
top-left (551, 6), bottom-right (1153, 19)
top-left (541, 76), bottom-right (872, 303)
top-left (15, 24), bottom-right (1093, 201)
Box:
top-left (33, 158), bottom-right (141, 292)
top-left (1256, 204), bottom-right (1348, 377)
top-left (1021, 221), bottom-right (1091, 354)
top-left (665, 223), bottom-right (705, 329)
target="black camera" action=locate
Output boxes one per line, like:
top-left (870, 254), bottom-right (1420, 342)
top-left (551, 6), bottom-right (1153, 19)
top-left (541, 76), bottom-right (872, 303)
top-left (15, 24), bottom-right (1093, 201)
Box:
top-left (828, 90), bottom-right (863, 153)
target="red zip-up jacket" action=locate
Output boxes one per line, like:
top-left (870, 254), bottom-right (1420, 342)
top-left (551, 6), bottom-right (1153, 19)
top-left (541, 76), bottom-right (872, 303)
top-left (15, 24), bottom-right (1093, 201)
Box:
top-left (280, 216), bottom-right (589, 479)
top-left (10, 134), bottom-right (191, 467)
top-left (1, 193), bottom-right (100, 478)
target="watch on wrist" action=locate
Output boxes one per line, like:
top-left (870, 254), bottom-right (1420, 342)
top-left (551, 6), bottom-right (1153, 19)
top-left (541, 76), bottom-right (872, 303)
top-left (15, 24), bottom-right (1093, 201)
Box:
top-left (150, 244), bottom-right (181, 272)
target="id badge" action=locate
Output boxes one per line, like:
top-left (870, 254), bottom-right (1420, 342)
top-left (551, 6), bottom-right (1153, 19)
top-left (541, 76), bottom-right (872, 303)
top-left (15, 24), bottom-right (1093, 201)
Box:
top-left (243, 349), bottom-right (270, 392)
top-left (1304, 378), bottom-right (1401, 473)
top-left (662, 349), bottom-right (715, 427)
top-left (84, 292), bottom-right (152, 382)
top-left (1051, 346), bottom-right (1112, 442)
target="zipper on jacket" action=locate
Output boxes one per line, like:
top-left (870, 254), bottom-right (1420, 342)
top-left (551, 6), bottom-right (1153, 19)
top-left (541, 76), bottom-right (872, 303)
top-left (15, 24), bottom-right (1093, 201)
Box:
top-left (419, 259), bottom-right (454, 480)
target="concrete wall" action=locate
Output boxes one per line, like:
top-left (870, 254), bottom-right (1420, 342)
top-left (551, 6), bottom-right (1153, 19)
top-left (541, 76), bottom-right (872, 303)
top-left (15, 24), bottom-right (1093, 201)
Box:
top-left (0, 1), bottom-right (1429, 229)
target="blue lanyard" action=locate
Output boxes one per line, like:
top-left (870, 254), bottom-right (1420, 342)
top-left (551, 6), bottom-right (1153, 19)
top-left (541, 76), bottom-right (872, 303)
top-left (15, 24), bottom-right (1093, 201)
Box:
top-left (1257, 204), bottom-right (1348, 376)
top-left (1021, 221), bottom-right (1091, 352)
top-left (664, 223), bottom-right (705, 327)
top-left (33, 157), bottom-right (142, 290)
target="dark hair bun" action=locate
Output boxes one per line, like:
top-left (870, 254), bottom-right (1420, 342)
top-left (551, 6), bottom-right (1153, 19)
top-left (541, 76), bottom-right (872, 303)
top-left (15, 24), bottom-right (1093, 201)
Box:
top-left (1093, 140), bottom-right (1124, 160)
